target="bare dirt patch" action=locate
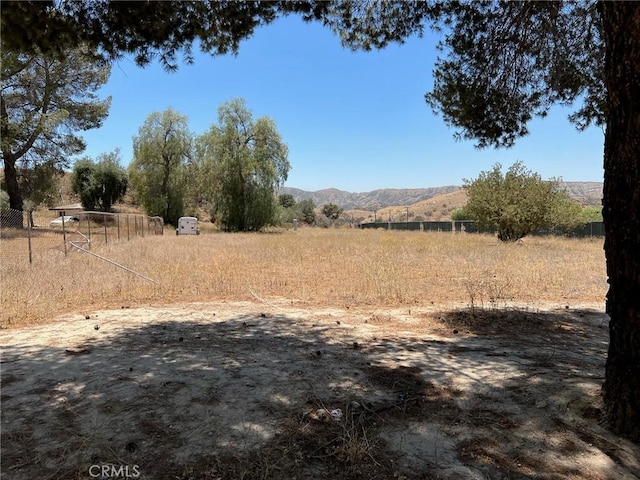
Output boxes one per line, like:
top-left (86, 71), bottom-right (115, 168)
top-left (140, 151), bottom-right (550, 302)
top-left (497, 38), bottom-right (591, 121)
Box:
top-left (1, 301), bottom-right (638, 479)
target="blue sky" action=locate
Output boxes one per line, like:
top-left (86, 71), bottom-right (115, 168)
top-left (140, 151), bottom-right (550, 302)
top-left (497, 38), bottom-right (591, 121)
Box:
top-left (80, 15), bottom-right (605, 192)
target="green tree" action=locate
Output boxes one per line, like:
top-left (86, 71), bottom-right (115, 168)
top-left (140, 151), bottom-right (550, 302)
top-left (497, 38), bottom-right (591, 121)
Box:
top-left (582, 206), bottom-right (603, 222)
top-left (128, 108), bottom-right (192, 226)
top-left (70, 159), bottom-right (95, 207)
top-left (296, 199), bottom-right (316, 225)
top-left (463, 162), bottom-right (583, 241)
top-left (18, 161), bottom-right (62, 228)
top-left (451, 206), bottom-right (472, 221)
top-left (199, 99), bottom-right (289, 232)
top-left (321, 202), bottom-right (343, 221)
top-left (0, 45), bottom-right (111, 216)
top-left (0, 190), bottom-right (9, 210)
top-left (276, 193), bottom-right (297, 225)
top-left (0, 189), bottom-right (12, 229)
top-left (71, 150), bottom-right (127, 212)
top-left (278, 193), bottom-right (296, 209)
top-left (15, 161), bottom-right (61, 209)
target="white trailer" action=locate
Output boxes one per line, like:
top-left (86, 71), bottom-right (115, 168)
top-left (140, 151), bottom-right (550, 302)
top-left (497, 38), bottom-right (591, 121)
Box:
top-left (176, 216), bottom-right (200, 235)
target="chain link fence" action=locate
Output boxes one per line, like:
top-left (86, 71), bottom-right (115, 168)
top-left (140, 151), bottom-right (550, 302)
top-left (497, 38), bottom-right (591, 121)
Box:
top-left (360, 220), bottom-right (605, 237)
top-left (1, 208), bottom-right (163, 268)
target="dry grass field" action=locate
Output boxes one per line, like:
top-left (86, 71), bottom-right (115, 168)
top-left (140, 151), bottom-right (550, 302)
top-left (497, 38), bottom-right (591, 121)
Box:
top-left (2, 228), bottom-right (606, 328)
top-left (4, 228), bottom-right (639, 480)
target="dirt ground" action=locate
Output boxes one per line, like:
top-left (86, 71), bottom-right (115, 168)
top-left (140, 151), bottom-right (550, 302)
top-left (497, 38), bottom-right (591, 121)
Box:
top-left (1, 300), bottom-right (639, 480)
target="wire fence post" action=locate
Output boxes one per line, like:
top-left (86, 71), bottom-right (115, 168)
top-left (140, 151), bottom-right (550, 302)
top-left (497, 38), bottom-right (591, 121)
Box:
top-left (127, 215), bottom-right (130, 241)
top-left (103, 213), bottom-right (108, 244)
top-left (27, 213), bottom-right (33, 264)
top-left (87, 215), bottom-right (92, 249)
top-left (117, 215), bottom-right (120, 241)
top-left (62, 215), bottom-right (68, 256)
top-left (134, 216), bottom-right (138, 237)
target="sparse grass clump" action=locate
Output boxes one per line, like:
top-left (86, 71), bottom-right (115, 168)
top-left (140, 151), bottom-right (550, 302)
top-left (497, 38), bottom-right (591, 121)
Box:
top-left (1, 229), bottom-right (606, 328)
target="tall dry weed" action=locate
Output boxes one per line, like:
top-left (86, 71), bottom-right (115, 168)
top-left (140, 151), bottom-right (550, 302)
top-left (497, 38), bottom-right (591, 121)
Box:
top-left (1, 229), bottom-right (606, 328)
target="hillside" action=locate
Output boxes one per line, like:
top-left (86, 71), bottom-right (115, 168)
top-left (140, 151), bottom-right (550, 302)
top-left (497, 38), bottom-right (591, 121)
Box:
top-left (340, 190), bottom-right (466, 223)
top-left (281, 182), bottom-right (602, 212)
top-left (283, 182), bottom-right (602, 223)
top-left (559, 181), bottom-right (603, 206)
top-left (279, 185), bottom-right (462, 211)
top-left (370, 190), bottom-right (469, 222)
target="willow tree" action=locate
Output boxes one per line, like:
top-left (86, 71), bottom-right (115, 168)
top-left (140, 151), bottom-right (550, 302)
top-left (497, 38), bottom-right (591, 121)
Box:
top-left (128, 108), bottom-right (192, 226)
top-left (198, 99), bottom-right (289, 232)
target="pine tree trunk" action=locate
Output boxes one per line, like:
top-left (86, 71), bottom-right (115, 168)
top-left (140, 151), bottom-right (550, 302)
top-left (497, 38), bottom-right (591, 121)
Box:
top-left (599, 1), bottom-right (640, 441)
top-left (2, 155), bottom-right (23, 211)
top-left (1, 154), bottom-right (25, 228)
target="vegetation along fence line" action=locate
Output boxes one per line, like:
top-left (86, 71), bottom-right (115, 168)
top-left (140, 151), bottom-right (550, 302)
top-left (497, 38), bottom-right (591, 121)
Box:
top-left (360, 220), bottom-right (605, 237)
top-left (0, 208), bottom-right (164, 267)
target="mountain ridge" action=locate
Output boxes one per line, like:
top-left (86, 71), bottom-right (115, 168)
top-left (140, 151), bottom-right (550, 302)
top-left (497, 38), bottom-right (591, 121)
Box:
top-left (280, 181), bottom-right (603, 211)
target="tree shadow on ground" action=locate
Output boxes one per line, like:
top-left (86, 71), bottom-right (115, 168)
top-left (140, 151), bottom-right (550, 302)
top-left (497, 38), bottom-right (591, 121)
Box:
top-left (1, 306), bottom-right (638, 480)
top-left (431, 307), bottom-right (640, 479)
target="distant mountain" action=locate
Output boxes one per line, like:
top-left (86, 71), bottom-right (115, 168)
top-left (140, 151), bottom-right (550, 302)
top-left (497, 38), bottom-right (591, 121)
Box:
top-left (280, 182), bottom-right (602, 211)
top-left (279, 186), bottom-right (462, 211)
top-left (559, 182), bottom-right (603, 206)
